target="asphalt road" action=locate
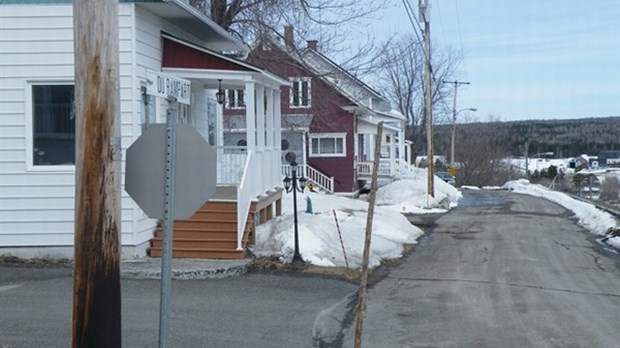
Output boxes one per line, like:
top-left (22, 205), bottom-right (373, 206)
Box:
top-left (338, 189), bottom-right (620, 348)
top-left (0, 267), bottom-right (355, 347)
top-left (1, 189), bottom-right (618, 348)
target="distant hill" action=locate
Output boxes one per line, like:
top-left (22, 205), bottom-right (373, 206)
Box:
top-left (431, 116), bottom-right (620, 158)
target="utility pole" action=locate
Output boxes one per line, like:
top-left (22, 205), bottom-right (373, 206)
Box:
top-left (72, 0), bottom-right (122, 347)
top-left (443, 80), bottom-right (470, 167)
top-left (354, 122), bottom-right (383, 348)
top-left (420, 0), bottom-right (434, 197)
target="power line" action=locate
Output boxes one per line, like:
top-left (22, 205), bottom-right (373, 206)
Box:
top-left (401, 0), bottom-right (451, 114)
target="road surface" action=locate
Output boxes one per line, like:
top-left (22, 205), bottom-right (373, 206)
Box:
top-left (337, 189), bottom-right (620, 347)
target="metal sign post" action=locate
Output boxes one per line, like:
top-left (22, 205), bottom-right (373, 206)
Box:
top-left (159, 97), bottom-right (178, 348)
top-left (126, 70), bottom-right (216, 348)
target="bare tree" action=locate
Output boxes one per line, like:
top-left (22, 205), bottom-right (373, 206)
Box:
top-left (450, 115), bottom-right (519, 187)
top-left (189, 0), bottom-right (387, 58)
top-left (373, 34), bottom-right (460, 158)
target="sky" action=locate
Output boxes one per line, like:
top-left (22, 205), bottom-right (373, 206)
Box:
top-left (366, 0), bottom-right (620, 122)
top-left (251, 168), bottom-right (619, 268)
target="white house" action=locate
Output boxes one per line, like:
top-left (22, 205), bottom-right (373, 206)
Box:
top-left (0, 0), bottom-right (289, 259)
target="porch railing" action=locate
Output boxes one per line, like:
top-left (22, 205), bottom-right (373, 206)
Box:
top-left (217, 146), bottom-right (282, 250)
top-left (236, 150), bottom-right (254, 250)
top-left (281, 163), bottom-right (334, 193)
top-left (357, 161), bottom-right (392, 177)
top-left (216, 146), bottom-right (247, 185)
top-left (357, 158), bottom-right (417, 178)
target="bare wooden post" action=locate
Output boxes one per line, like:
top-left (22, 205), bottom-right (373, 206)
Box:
top-left (353, 122), bottom-right (383, 348)
top-left (72, 0), bottom-right (121, 347)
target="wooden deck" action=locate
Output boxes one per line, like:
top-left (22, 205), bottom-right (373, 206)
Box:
top-left (149, 187), bottom-right (283, 259)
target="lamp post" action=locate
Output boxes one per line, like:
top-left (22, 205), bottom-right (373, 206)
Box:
top-left (450, 107), bottom-right (476, 167)
top-left (282, 160), bottom-right (307, 263)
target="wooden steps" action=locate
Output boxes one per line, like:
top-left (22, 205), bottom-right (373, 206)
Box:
top-left (148, 187), bottom-right (283, 260)
top-left (149, 200), bottom-right (253, 260)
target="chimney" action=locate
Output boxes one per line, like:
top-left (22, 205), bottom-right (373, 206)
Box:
top-left (284, 25), bottom-right (294, 48)
top-left (306, 40), bottom-right (318, 50)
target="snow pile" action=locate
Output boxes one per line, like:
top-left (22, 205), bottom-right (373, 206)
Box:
top-left (503, 179), bottom-right (618, 235)
top-left (252, 167), bottom-right (460, 267)
top-left (376, 168), bottom-right (462, 214)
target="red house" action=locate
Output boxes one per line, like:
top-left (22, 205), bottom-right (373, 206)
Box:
top-left (224, 27), bottom-right (413, 194)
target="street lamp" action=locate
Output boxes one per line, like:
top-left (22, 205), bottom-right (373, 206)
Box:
top-left (450, 107), bottom-right (476, 167)
top-left (282, 160), bottom-right (307, 263)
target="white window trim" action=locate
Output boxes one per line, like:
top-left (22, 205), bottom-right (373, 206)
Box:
top-left (309, 132), bottom-right (346, 158)
top-left (289, 77), bottom-right (311, 108)
top-left (25, 79), bottom-right (75, 172)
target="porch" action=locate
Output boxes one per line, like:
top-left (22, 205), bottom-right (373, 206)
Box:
top-left (146, 34), bottom-right (288, 259)
top-left (356, 119), bottom-right (414, 180)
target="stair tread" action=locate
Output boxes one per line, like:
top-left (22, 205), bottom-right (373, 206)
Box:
top-left (151, 237), bottom-right (237, 242)
top-left (150, 246), bottom-right (243, 252)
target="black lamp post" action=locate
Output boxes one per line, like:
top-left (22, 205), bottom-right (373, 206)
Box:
top-left (283, 160), bottom-right (307, 263)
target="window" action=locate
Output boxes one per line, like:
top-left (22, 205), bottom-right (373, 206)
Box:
top-left (289, 77), bottom-right (311, 108)
top-left (309, 133), bottom-right (346, 157)
top-left (31, 84), bottom-right (75, 166)
top-left (227, 89), bottom-right (245, 109)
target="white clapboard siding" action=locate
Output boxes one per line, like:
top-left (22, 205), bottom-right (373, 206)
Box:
top-left (0, 3), bottom-right (139, 252)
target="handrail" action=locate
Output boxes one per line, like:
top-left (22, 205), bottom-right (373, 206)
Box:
top-left (305, 164), bottom-right (334, 193)
top-left (236, 150), bottom-right (254, 250)
top-left (281, 163), bottom-right (334, 193)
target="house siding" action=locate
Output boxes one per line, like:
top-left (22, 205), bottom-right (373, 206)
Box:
top-left (241, 49), bottom-right (360, 193)
top-left (0, 3), bottom-right (143, 256)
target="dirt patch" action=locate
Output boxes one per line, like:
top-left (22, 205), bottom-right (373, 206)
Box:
top-left (248, 256), bottom-right (360, 282)
top-left (0, 255), bottom-right (72, 268)
top-left (247, 248), bottom-right (416, 284)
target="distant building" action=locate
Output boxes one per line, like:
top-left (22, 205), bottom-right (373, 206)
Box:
top-left (598, 150), bottom-right (620, 167)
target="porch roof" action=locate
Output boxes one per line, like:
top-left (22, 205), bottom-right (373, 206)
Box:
top-left (358, 117), bottom-right (401, 133)
top-left (137, 1), bottom-right (248, 53)
top-left (162, 34), bottom-right (289, 89)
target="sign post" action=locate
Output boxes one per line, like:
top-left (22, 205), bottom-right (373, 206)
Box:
top-left (159, 96), bottom-right (178, 348)
top-left (126, 70), bottom-right (216, 348)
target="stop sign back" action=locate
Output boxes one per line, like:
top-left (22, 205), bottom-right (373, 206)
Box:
top-left (125, 124), bottom-right (216, 220)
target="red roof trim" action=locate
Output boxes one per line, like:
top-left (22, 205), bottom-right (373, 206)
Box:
top-left (162, 38), bottom-right (253, 72)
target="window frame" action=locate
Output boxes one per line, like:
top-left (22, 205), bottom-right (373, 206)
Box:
top-left (308, 132), bottom-right (347, 158)
top-left (289, 77), bottom-right (311, 108)
top-left (25, 80), bottom-right (76, 172)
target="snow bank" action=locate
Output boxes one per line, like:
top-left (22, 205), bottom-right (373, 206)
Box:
top-left (503, 179), bottom-right (618, 235)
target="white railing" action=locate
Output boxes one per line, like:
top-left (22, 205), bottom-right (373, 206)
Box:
top-left (305, 165), bottom-right (334, 193)
top-left (281, 163), bottom-right (334, 193)
top-left (236, 150), bottom-right (254, 250)
top-left (217, 146), bottom-right (247, 185)
top-left (357, 161), bottom-right (392, 177)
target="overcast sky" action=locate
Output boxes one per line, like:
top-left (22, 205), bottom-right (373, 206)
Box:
top-left (369, 0), bottom-right (620, 122)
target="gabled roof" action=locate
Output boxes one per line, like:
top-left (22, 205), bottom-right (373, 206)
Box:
top-left (251, 36), bottom-right (404, 121)
top-left (300, 49), bottom-right (406, 121)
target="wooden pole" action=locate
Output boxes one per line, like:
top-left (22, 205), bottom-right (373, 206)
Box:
top-left (72, 0), bottom-right (122, 347)
top-left (422, 0), bottom-right (434, 197)
top-left (353, 122), bottom-right (383, 348)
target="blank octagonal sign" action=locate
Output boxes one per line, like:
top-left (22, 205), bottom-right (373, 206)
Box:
top-left (125, 124), bottom-right (216, 220)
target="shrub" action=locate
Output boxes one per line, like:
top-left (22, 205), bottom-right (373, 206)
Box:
top-left (600, 176), bottom-right (620, 201)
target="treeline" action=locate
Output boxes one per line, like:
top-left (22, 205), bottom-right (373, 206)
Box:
top-left (430, 116), bottom-right (620, 158)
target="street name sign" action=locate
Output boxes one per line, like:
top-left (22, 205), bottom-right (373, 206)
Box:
top-left (146, 70), bottom-right (191, 105)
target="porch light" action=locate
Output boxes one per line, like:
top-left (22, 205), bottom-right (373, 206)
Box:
top-left (282, 160), bottom-right (308, 263)
top-left (216, 79), bottom-right (225, 105)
